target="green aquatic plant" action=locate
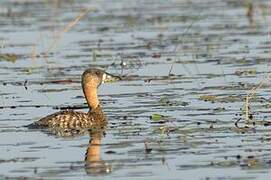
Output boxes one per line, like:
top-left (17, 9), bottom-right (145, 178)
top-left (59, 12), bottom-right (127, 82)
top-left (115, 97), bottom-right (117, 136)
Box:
top-left (0, 53), bottom-right (17, 63)
top-left (150, 114), bottom-right (165, 121)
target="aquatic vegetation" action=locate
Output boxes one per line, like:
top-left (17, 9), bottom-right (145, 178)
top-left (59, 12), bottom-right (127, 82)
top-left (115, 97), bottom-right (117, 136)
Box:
top-left (150, 113), bottom-right (165, 121)
top-left (0, 53), bottom-right (17, 63)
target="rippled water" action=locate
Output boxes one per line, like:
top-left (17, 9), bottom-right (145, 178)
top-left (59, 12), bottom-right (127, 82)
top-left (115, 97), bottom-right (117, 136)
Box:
top-left (1, 0), bottom-right (271, 179)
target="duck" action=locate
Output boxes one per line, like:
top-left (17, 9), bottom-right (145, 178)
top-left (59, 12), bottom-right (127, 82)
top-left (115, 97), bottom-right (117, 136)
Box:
top-left (28, 68), bottom-right (120, 130)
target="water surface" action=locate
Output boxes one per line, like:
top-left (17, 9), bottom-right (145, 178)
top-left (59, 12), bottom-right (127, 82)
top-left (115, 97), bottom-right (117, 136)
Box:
top-left (1, 0), bottom-right (271, 179)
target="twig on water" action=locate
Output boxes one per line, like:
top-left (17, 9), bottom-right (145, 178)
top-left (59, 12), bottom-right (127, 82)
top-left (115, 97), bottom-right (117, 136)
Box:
top-left (244, 74), bottom-right (271, 123)
top-left (168, 64), bottom-right (174, 76)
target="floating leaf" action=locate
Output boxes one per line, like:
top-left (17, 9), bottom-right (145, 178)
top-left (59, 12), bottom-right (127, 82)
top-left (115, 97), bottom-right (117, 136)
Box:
top-left (199, 95), bottom-right (216, 102)
top-left (158, 97), bottom-right (188, 106)
top-left (235, 68), bottom-right (257, 76)
top-left (152, 53), bottom-right (161, 58)
top-left (159, 97), bottom-right (170, 104)
top-left (213, 107), bottom-right (226, 112)
top-left (180, 101), bottom-right (189, 106)
top-left (150, 113), bottom-right (164, 121)
top-left (0, 53), bottom-right (17, 63)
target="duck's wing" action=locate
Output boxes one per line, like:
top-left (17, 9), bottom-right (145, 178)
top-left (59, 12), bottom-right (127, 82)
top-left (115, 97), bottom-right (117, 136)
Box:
top-left (28, 110), bottom-right (93, 129)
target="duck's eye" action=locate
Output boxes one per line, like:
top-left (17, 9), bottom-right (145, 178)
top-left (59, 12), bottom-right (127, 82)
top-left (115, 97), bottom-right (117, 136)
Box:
top-left (95, 71), bottom-right (101, 76)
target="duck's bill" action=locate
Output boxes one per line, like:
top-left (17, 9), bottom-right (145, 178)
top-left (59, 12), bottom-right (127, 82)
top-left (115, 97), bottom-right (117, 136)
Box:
top-left (102, 72), bottom-right (121, 83)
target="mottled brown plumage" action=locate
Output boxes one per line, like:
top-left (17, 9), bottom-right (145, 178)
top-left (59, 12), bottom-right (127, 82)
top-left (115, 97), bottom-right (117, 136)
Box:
top-left (33, 105), bottom-right (107, 129)
top-left (28, 68), bottom-right (119, 130)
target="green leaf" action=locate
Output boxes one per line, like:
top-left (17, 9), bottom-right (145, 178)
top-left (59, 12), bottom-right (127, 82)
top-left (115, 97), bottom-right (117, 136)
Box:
top-left (150, 114), bottom-right (164, 121)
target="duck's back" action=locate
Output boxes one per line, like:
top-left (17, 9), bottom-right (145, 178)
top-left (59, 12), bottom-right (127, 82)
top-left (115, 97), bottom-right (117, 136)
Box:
top-left (29, 106), bottom-right (106, 129)
top-left (29, 111), bottom-right (92, 129)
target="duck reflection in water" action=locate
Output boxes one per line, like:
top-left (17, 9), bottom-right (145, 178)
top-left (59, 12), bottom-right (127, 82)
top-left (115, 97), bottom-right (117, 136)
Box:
top-left (27, 68), bottom-right (120, 175)
top-left (85, 129), bottom-right (112, 175)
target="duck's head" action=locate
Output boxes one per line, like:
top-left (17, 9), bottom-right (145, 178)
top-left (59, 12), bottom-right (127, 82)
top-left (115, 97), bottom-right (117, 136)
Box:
top-left (82, 68), bottom-right (120, 88)
top-left (81, 68), bottom-right (120, 110)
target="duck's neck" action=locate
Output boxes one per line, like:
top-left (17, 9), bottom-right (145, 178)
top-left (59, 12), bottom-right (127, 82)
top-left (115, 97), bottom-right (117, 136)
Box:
top-left (84, 86), bottom-right (99, 110)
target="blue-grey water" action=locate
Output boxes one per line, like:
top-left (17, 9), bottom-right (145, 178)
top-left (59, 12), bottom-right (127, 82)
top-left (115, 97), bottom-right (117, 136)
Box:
top-left (1, 0), bottom-right (271, 179)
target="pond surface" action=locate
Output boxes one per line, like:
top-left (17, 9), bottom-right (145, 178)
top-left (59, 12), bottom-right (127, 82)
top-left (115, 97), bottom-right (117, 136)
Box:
top-left (1, 0), bottom-right (271, 179)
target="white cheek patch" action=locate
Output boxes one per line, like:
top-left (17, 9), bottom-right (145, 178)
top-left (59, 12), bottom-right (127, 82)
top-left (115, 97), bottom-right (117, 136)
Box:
top-left (102, 73), bottom-right (107, 83)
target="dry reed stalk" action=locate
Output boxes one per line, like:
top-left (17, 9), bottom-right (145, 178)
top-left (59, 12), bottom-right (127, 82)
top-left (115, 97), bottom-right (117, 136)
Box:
top-left (44, 8), bottom-right (94, 57)
top-left (171, 12), bottom-right (203, 89)
top-left (244, 95), bottom-right (250, 123)
top-left (31, 43), bottom-right (36, 63)
top-left (31, 32), bottom-right (44, 63)
top-left (244, 74), bottom-right (271, 123)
